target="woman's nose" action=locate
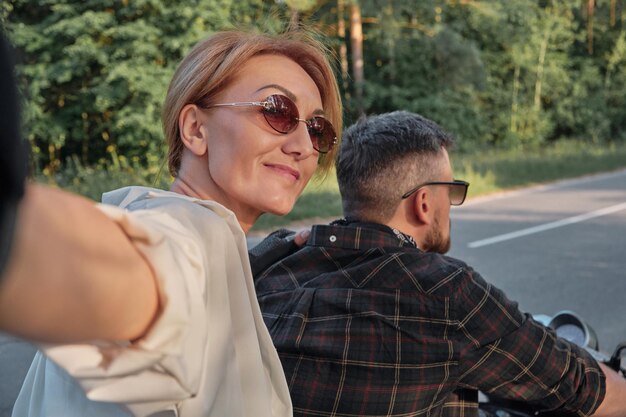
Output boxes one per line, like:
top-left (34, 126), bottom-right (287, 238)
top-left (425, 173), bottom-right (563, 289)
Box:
top-left (282, 119), bottom-right (316, 158)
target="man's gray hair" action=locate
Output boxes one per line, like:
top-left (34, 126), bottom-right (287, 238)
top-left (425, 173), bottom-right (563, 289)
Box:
top-left (336, 111), bottom-right (455, 222)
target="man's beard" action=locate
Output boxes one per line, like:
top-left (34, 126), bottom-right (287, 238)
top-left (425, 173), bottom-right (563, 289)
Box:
top-left (423, 215), bottom-right (451, 254)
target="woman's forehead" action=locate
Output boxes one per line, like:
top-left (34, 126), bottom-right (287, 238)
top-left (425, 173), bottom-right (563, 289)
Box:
top-left (225, 55), bottom-right (322, 105)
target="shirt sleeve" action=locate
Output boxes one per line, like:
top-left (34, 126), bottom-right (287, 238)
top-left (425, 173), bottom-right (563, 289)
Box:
top-left (39, 204), bottom-right (209, 416)
top-left (454, 268), bottom-right (606, 416)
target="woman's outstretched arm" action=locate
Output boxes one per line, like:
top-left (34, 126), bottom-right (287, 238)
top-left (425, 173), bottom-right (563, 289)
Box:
top-left (0, 184), bottom-right (159, 343)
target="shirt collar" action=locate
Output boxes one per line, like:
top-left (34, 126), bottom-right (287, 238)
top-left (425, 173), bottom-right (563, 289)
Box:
top-left (307, 218), bottom-right (418, 251)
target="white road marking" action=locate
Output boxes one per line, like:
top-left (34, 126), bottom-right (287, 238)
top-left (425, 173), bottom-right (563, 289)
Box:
top-left (468, 201), bottom-right (626, 248)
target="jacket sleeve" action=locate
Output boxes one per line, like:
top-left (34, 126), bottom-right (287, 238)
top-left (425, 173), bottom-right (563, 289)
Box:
top-left (37, 205), bottom-right (209, 417)
top-left (454, 268), bottom-right (605, 416)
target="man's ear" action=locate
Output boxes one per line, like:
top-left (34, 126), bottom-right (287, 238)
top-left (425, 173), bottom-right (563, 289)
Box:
top-left (179, 104), bottom-right (208, 156)
top-left (411, 188), bottom-right (434, 225)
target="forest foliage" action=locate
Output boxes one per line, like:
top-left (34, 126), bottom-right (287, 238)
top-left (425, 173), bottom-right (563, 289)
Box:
top-left (2, 0), bottom-right (626, 194)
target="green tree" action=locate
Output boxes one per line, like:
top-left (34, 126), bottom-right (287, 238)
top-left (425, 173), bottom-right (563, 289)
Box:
top-left (2, 0), bottom-right (285, 176)
top-left (357, 0), bottom-right (488, 147)
top-left (4, 0), bottom-right (626, 193)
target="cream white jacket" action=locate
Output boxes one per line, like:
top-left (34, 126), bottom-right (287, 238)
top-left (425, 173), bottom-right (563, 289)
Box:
top-left (12, 187), bottom-right (292, 417)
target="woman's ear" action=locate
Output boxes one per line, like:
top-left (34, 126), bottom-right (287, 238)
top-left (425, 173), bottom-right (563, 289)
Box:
top-left (179, 104), bottom-right (208, 156)
top-left (411, 188), bottom-right (434, 226)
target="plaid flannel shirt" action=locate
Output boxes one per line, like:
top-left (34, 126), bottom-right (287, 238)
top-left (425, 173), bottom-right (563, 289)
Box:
top-left (254, 221), bottom-right (605, 417)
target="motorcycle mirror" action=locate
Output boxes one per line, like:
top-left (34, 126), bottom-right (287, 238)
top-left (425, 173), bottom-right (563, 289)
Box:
top-left (548, 310), bottom-right (599, 351)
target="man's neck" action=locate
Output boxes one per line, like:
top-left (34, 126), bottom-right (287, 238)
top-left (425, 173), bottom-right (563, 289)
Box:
top-left (386, 218), bottom-right (422, 249)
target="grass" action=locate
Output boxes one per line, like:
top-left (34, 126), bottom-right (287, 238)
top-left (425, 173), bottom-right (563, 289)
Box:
top-left (251, 173), bottom-right (342, 233)
top-left (38, 140), bottom-right (626, 234)
top-left (251, 140), bottom-right (626, 233)
top-left (455, 141), bottom-right (626, 197)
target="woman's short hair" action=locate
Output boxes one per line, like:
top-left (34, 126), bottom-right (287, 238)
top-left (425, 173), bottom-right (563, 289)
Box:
top-left (163, 30), bottom-right (342, 177)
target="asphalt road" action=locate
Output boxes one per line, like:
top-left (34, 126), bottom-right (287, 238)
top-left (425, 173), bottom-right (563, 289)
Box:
top-left (1, 168), bottom-right (625, 415)
top-left (448, 168), bottom-right (626, 352)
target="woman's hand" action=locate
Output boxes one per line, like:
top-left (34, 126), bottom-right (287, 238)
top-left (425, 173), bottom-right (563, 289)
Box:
top-left (248, 228), bottom-right (311, 277)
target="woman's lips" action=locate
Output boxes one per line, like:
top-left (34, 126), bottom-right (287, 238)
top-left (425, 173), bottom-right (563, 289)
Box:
top-left (265, 163), bottom-right (300, 181)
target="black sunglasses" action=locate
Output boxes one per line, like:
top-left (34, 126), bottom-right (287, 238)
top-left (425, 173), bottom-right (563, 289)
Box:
top-left (401, 180), bottom-right (470, 206)
top-left (204, 94), bottom-right (337, 154)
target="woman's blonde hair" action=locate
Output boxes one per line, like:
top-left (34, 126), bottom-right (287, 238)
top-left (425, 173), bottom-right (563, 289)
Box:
top-left (163, 30), bottom-right (343, 177)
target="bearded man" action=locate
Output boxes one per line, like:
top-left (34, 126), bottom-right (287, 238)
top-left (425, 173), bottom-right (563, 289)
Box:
top-left (252, 111), bottom-right (626, 417)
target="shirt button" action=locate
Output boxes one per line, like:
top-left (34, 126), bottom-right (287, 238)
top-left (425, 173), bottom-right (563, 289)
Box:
top-left (329, 235), bottom-right (337, 242)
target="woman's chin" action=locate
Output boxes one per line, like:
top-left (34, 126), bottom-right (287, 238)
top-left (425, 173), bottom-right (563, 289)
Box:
top-left (263, 201), bottom-right (296, 217)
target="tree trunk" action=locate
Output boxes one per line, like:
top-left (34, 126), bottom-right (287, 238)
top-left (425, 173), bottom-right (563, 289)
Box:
top-left (511, 64), bottom-right (520, 133)
top-left (337, 0), bottom-right (350, 96)
top-left (384, 0), bottom-right (396, 82)
top-left (350, 1), bottom-right (364, 116)
top-left (610, 0), bottom-right (616, 27)
top-left (534, 27), bottom-right (550, 111)
top-left (587, 0), bottom-right (595, 55)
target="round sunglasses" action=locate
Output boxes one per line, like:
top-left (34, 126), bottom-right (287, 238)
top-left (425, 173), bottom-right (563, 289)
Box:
top-left (204, 94), bottom-right (337, 154)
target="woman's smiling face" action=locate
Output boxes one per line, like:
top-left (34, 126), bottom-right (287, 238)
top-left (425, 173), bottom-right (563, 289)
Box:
top-left (195, 54), bottom-right (324, 228)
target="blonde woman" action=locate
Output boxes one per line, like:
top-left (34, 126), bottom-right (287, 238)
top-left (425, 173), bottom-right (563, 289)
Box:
top-left (0, 30), bottom-right (342, 417)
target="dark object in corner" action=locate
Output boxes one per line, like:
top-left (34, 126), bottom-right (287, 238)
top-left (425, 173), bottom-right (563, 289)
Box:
top-left (0, 32), bottom-right (27, 277)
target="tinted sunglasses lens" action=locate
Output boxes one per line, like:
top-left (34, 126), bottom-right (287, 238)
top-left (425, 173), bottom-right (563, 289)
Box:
top-left (450, 183), bottom-right (467, 205)
top-left (263, 95), bottom-right (337, 153)
top-left (262, 95), bottom-right (299, 134)
top-left (307, 117), bottom-right (336, 153)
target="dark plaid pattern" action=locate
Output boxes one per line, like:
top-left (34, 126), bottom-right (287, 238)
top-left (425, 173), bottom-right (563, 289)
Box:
top-left (255, 222), bottom-right (605, 417)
